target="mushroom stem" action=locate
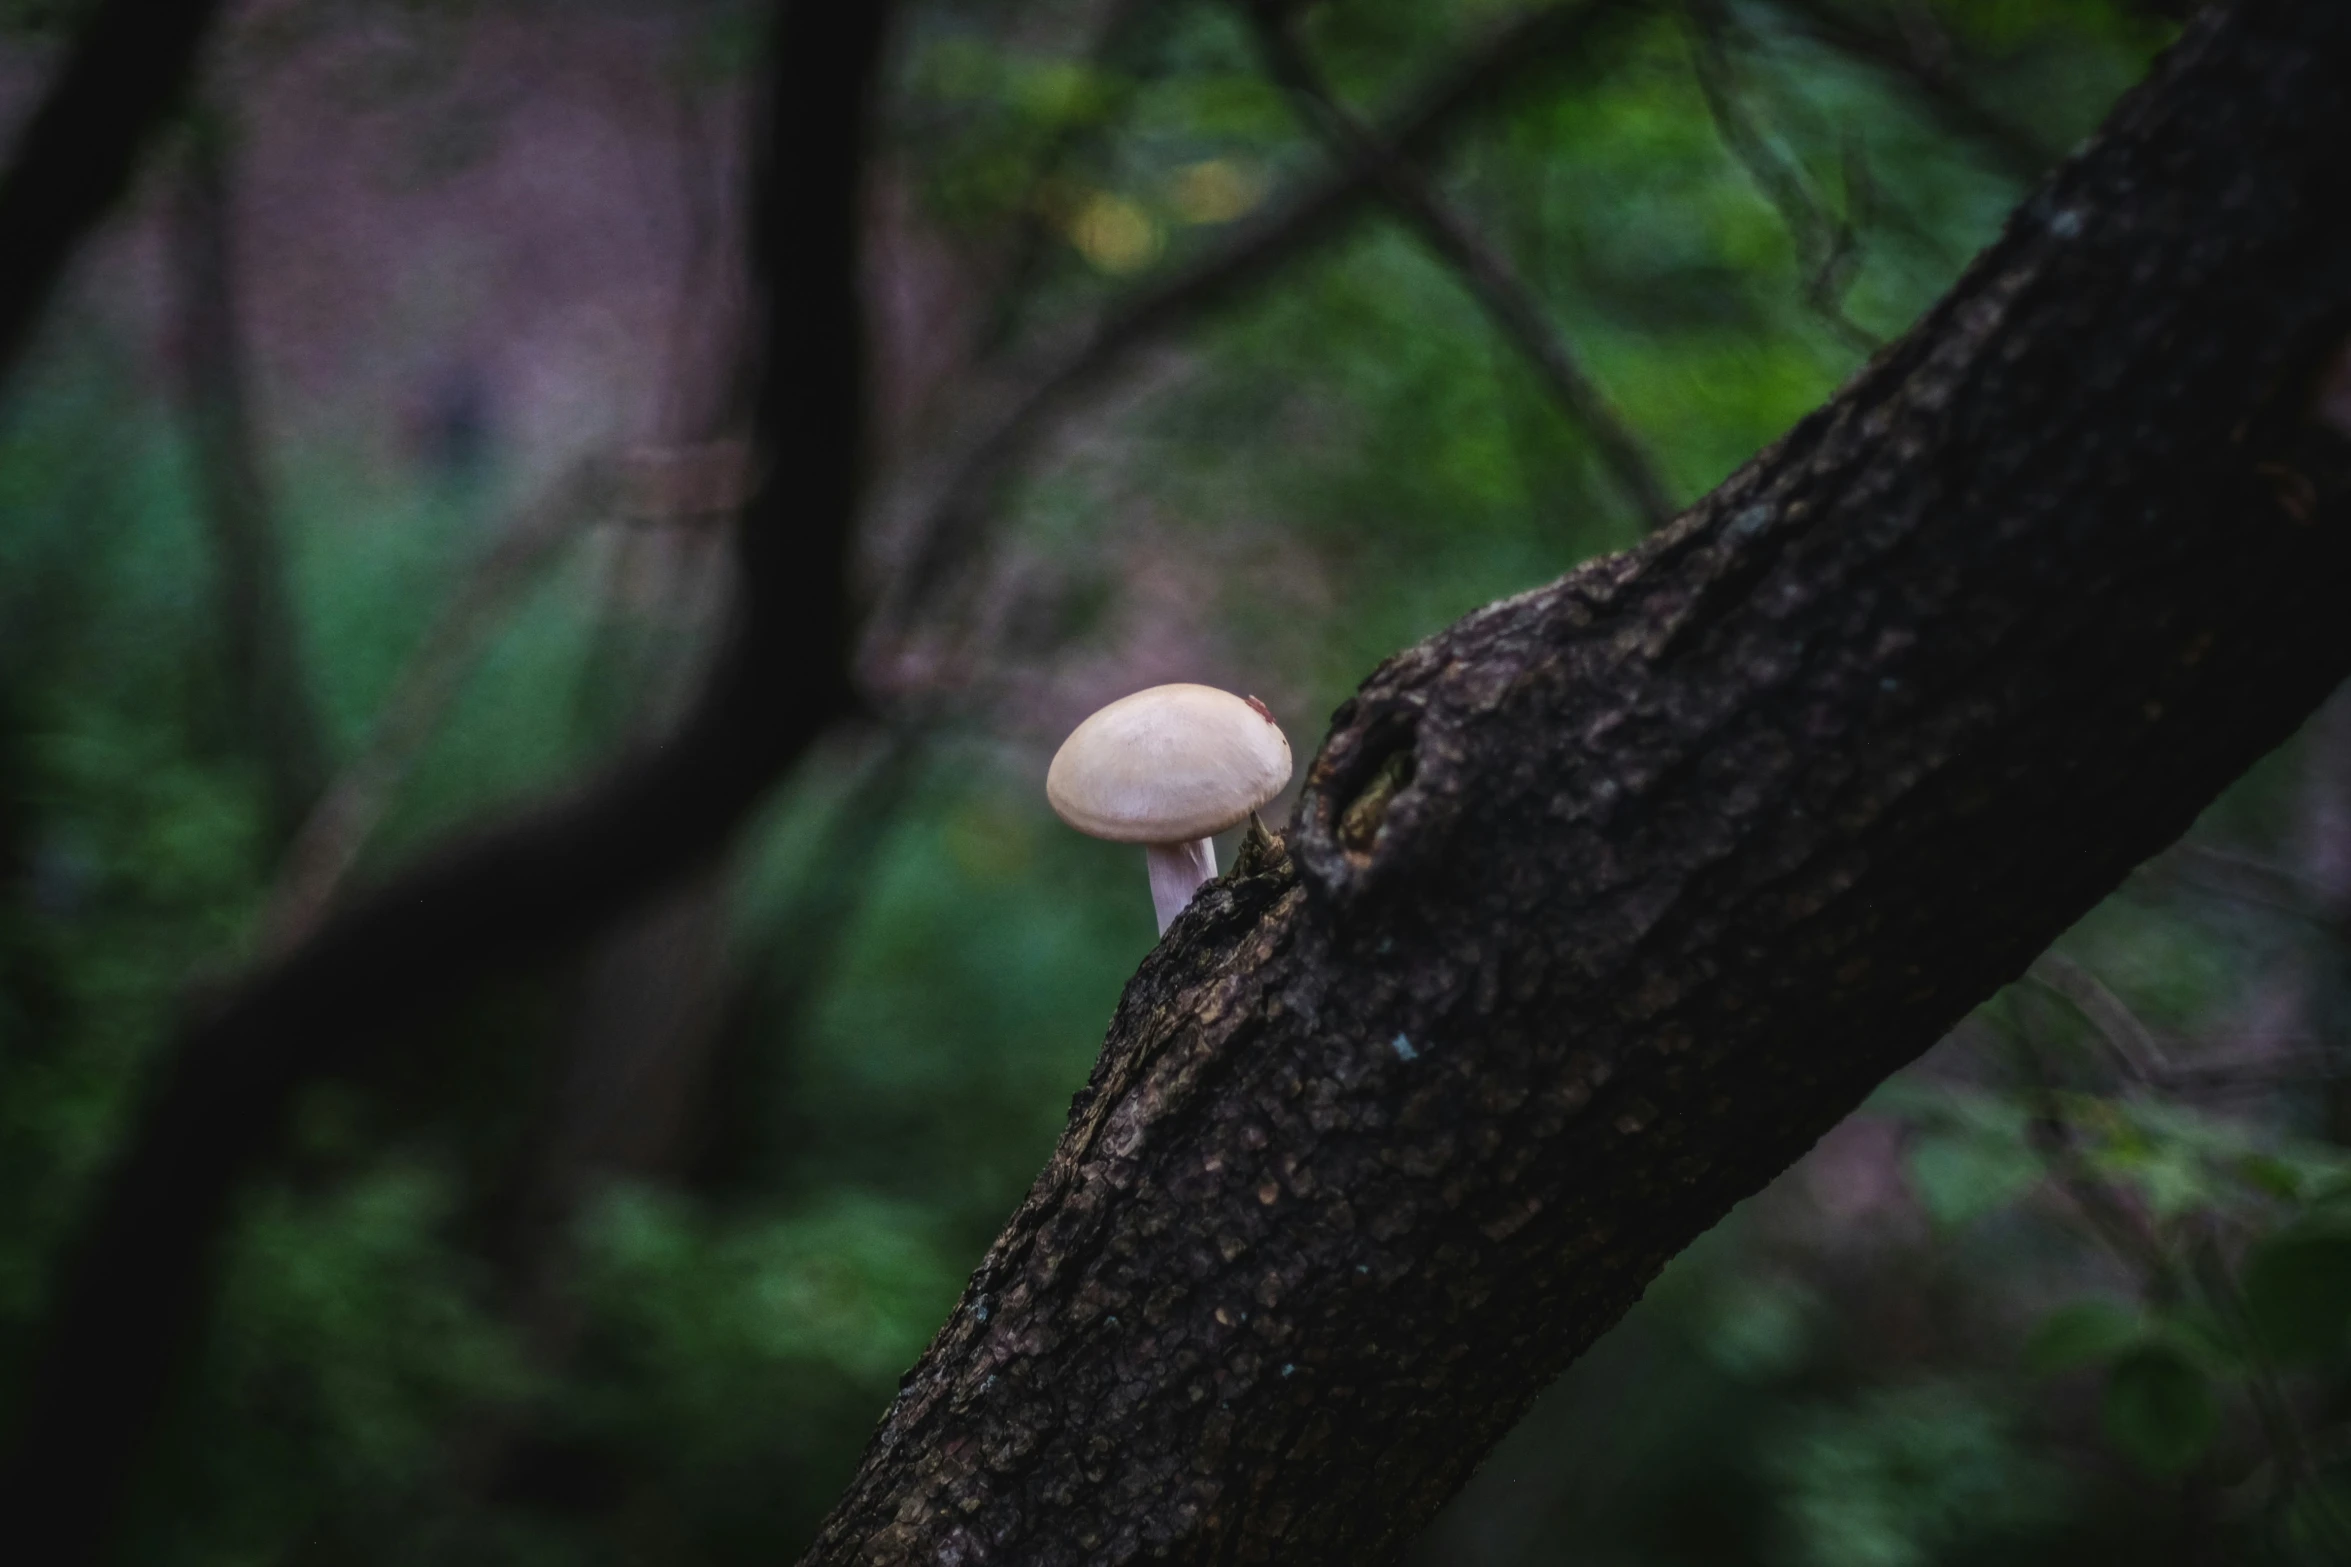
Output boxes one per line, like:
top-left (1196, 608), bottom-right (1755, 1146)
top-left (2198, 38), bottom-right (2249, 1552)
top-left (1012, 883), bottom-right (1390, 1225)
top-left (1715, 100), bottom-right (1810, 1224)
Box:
top-left (1144, 838), bottom-right (1216, 934)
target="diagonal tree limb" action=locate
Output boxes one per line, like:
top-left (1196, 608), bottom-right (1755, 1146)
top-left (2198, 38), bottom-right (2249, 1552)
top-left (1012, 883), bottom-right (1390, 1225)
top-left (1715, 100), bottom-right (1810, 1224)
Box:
top-left (1243, 4), bottom-right (1678, 533)
top-left (0, 4), bottom-right (895, 1556)
top-left (798, 4), bottom-right (2351, 1559)
top-left (868, 0), bottom-right (1641, 649)
top-left (0, 0), bottom-right (231, 396)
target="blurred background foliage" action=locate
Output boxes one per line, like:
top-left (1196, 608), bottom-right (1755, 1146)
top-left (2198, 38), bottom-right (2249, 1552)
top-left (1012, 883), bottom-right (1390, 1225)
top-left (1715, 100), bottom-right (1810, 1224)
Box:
top-left (7, 0), bottom-right (2350, 1562)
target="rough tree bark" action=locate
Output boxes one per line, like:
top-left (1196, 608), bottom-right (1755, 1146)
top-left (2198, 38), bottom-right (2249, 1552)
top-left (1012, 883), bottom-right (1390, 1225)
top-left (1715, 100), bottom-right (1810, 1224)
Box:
top-left (799, 4), bottom-right (2351, 1562)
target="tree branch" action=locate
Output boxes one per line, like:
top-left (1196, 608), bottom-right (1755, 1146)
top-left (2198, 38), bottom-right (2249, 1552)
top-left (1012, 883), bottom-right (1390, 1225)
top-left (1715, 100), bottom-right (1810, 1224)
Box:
top-left (0, 0), bottom-right (231, 396)
top-left (973, 0), bottom-right (1171, 360)
top-left (1685, 0), bottom-right (1883, 354)
top-left (0, 4), bottom-right (895, 1555)
top-left (1763, 0), bottom-right (2056, 186)
top-left (800, 5), bottom-right (2351, 1559)
top-left (2025, 950), bottom-right (2168, 1087)
top-left (1244, 5), bottom-right (1677, 532)
top-left (869, 0), bottom-right (1641, 649)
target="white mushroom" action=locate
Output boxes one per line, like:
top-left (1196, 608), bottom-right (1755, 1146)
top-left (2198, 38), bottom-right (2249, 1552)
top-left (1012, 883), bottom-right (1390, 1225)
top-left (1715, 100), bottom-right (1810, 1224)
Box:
top-left (1046, 684), bottom-right (1293, 933)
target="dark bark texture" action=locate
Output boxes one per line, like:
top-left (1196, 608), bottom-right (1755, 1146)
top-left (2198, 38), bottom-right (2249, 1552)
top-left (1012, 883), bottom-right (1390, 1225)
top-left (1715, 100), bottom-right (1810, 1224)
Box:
top-left (0, 5), bottom-right (889, 1558)
top-left (801, 5), bottom-right (2351, 1562)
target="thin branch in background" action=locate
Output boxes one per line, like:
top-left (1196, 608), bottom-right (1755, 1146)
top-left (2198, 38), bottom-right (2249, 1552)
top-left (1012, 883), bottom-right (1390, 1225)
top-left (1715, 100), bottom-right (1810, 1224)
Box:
top-left (0, 4), bottom-right (895, 1553)
top-left (2187, 1236), bottom-right (2351, 1556)
top-left (1999, 1001), bottom-right (2179, 1295)
top-left (1764, 0), bottom-right (2054, 187)
top-left (973, 0), bottom-right (1169, 360)
top-left (2026, 951), bottom-right (2169, 1088)
top-left (0, 0), bottom-right (231, 394)
top-left (170, 105), bottom-right (331, 851)
top-left (2146, 1057), bottom-right (2351, 1095)
top-left (1686, 1), bottom-right (1882, 355)
top-left (2134, 840), bottom-right (2338, 925)
top-left (866, 0), bottom-right (1639, 656)
top-left (2034, 932), bottom-right (2351, 1099)
top-left (259, 459), bottom-right (618, 953)
top-left (2007, 982), bottom-right (2351, 1554)
top-left (1242, 4), bottom-right (1677, 533)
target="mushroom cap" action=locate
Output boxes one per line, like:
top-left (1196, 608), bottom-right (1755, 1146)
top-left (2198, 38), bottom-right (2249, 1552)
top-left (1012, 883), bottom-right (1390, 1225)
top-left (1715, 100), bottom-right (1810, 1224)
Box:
top-left (1047, 683), bottom-right (1292, 844)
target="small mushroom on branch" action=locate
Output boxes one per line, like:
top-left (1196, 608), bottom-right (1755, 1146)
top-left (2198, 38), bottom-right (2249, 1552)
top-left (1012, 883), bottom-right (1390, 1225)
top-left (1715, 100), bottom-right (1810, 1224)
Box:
top-left (1047, 683), bottom-right (1292, 933)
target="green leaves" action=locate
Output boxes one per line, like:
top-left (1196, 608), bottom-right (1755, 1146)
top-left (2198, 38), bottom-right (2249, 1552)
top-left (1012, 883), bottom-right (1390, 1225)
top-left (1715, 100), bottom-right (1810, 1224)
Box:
top-left (2022, 1298), bottom-right (2142, 1375)
top-left (2023, 1301), bottom-right (2223, 1476)
top-left (1907, 1125), bottom-right (2041, 1226)
top-left (2100, 1344), bottom-right (2221, 1476)
top-left (1765, 1383), bottom-right (2065, 1567)
top-left (1884, 1086), bottom-right (2042, 1227)
top-left (2241, 1223), bottom-right (2351, 1364)
top-left (581, 1187), bottom-right (964, 1387)
top-left (2012, 1220), bottom-right (2351, 1487)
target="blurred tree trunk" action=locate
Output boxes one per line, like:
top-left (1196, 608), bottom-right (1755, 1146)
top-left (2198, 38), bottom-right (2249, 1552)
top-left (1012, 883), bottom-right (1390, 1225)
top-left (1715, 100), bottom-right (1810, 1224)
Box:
top-left (0, 5), bottom-right (886, 1555)
top-left (797, 5), bottom-right (2351, 1563)
top-left (466, 80), bottom-right (764, 1491)
top-left (169, 107), bottom-right (327, 850)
